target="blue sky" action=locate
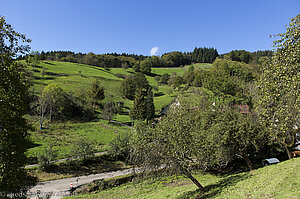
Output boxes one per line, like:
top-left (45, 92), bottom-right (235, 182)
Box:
top-left (1, 0), bottom-right (299, 55)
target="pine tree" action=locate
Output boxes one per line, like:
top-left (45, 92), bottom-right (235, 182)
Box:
top-left (145, 88), bottom-right (155, 123)
top-left (130, 89), bottom-right (146, 120)
top-left (87, 79), bottom-right (105, 107)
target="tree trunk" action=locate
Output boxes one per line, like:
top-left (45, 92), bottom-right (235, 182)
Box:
top-left (243, 155), bottom-right (253, 171)
top-left (39, 107), bottom-right (45, 130)
top-left (49, 108), bottom-right (52, 128)
top-left (39, 115), bottom-right (44, 130)
top-left (284, 145), bottom-right (292, 159)
top-left (182, 167), bottom-right (205, 192)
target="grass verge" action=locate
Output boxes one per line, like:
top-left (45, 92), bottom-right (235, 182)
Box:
top-left (64, 158), bottom-right (300, 199)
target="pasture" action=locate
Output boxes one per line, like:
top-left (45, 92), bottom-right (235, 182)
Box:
top-left (26, 61), bottom-right (210, 162)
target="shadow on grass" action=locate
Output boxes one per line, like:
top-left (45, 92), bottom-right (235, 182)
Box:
top-left (179, 173), bottom-right (251, 199)
top-left (109, 120), bottom-right (132, 128)
top-left (33, 76), bottom-right (55, 80)
top-left (32, 65), bottom-right (43, 68)
top-left (154, 92), bottom-right (165, 97)
top-left (45, 71), bottom-right (69, 77)
top-left (90, 65), bottom-right (115, 75)
top-left (44, 61), bottom-right (55, 65)
top-left (118, 111), bottom-right (129, 115)
top-left (146, 72), bottom-right (161, 77)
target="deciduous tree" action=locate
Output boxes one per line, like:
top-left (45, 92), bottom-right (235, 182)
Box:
top-left (256, 15), bottom-right (300, 158)
top-left (0, 16), bottom-right (31, 194)
top-left (87, 79), bottom-right (105, 108)
top-left (130, 106), bottom-right (206, 192)
top-left (120, 73), bottom-right (150, 100)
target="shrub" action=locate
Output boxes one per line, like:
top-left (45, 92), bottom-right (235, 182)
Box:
top-left (37, 144), bottom-right (58, 171)
top-left (68, 139), bottom-right (96, 164)
top-left (115, 73), bottom-right (127, 79)
top-left (108, 133), bottom-right (131, 161)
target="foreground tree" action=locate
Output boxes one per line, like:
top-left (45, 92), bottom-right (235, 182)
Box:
top-left (256, 15), bottom-right (300, 158)
top-left (131, 105), bottom-right (207, 192)
top-left (212, 107), bottom-right (266, 170)
top-left (0, 16), bottom-right (31, 194)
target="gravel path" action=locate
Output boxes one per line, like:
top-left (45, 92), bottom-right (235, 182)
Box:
top-left (28, 168), bottom-right (136, 199)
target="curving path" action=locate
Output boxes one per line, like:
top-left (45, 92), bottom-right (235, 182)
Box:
top-left (28, 168), bottom-right (137, 199)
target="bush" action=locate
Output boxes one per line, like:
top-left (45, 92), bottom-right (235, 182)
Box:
top-left (37, 144), bottom-right (58, 171)
top-left (115, 73), bottom-right (127, 79)
top-left (108, 133), bottom-right (131, 161)
top-left (160, 73), bottom-right (170, 84)
top-left (101, 102), bottom-right (118, 121)
top-left (68, 139), bottom-right (96, 164)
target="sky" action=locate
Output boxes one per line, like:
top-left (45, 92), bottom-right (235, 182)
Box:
top-left (1, 0), bottom-right (299, 55)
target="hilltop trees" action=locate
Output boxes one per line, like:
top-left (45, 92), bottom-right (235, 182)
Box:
top-left (161, 51), bottom-right (191, 67)
top-left (256, 15), bottom-right (300, 158)
top-left (224, 50), bottom-right (252, 64)
top-left (188, 47), bottom-right (219, 63)
top-left (26, 51), bottom-right (41, 66)
top-left (0, 16), bottom-right (31, 194)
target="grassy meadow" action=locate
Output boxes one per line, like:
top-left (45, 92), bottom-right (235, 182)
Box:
top-left (26, 120), bottom-right (129, 161)
top-left (26, 61), bottom-right (212, 163)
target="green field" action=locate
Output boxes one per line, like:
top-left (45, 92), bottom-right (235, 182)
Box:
top-left (66, 158), bottom-right (300, 199)
top-left (26, 61), bottom-right (210, 162)
top-left (27, 61), bottom-right (200, 110)
top-left (26, 120), bottom-right (129, 160)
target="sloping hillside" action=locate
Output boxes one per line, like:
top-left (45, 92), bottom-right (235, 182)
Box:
top-left (26, 61), bottom-right (210, 161)
top-left (65, 158), bottom-right (300, 199)
top-left (214, 157), bottom-right (300, 198)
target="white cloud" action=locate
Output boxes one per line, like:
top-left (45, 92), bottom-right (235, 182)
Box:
top-left (150, 46), bottom-right (159, 56)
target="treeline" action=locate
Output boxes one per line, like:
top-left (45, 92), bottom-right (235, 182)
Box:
top-left (20, 49), bottom-right (272, 77)
top-left (222, 50), bottom-right (273, 64)
top-left (18, 47), bottom-right (220, 69)
top-left (187, 47), bottom-right (219, 63)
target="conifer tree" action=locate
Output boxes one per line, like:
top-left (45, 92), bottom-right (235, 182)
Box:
top-left (129, 89), bottom-right (146, 120)
top-left (87, 79), bottom-right (105, 107)
top-left (145, 88), bottom-right (155, 123)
